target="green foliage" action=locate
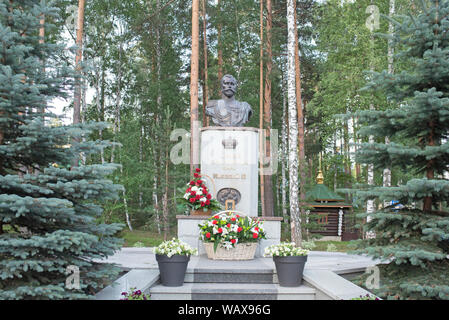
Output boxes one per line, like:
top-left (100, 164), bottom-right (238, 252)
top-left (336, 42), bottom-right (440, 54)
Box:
top-left (0, 1), bottom-right (123, 299)
top-left (349, 0), bottom-right (449, 300)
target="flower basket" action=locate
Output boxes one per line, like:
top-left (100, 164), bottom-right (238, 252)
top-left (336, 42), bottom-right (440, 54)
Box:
top-left (176, 168), bottom-right (222, 215)
top-left (191, 209), bottom-right (212, 216)
top-left (203, 242), bottom-right (258, 260)
top-left (198, 210), bottom-right (266, 260)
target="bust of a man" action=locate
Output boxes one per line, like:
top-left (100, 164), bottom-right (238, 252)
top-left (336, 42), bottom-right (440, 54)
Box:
top-left (206, 74), bottom-right (253, 127)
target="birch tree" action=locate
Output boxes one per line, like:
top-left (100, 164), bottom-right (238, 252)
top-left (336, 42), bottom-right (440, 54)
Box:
top-left (287, 0), bottom-right (301, 246)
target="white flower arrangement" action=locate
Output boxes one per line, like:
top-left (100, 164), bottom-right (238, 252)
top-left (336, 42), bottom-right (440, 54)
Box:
top-left (263, 242), bottom-right (309, 257)
top-left (153, 238), bottom-right (198, 258)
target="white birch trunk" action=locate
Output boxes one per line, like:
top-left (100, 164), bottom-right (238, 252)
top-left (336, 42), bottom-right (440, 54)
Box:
top-left (366, 107), bottom-right (376, 239)
top-left (94, 66), bottom-right (105, 165)
top-left (287, 0), bottom-right (301, 246)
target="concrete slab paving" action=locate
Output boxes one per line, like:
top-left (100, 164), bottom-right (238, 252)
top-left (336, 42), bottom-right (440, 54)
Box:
top-left (98, 247), bottom-right (380, 273)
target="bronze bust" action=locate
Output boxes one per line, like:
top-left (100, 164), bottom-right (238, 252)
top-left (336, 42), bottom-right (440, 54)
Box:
top-left (206, 74), bottom-right (253, 127)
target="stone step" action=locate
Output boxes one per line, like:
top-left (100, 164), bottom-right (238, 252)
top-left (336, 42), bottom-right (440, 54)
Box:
top-left (149, 282), bottom-right (316, 300)
top-left (183, 255), bottom-right (278, 284)
top-left (184, 267), bottom-right (275, 284)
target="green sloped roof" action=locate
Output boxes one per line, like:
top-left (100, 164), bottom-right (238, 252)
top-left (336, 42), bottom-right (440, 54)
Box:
top-left (306, 183), bottom-right (345, 202)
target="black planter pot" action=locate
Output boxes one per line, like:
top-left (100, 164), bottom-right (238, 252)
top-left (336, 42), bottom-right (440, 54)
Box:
top-left (273, 255), bottom-right (308, 287)
top-left (155, 254), bottom-right (190, 287)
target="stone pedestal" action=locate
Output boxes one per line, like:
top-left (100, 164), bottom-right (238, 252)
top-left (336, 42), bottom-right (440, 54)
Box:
top-left (200, 127), bottom-right (259, 217)
top-left (177, 215), bottom-right (282, 258)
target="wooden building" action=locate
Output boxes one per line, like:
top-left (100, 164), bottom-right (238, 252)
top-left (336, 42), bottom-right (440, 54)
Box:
top-left (305, 170), bottom-right (355, 241)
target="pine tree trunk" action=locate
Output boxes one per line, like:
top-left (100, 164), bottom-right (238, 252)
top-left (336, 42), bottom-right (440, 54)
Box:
top-left (281, 81), bottom-right (288, 223)
top-left (217, 0), bottom-right (223, 94)
top-left (190, 0), bottom-right (200, 173)
top-left (263, 0), bottom-right (274, 217)
top-left (163, 147), bottom-right (170, 240)
top-left (201, 0), bottom-right (209, 127)
top-left (287, 0), bottom-right (301, 246)
top-left (73, 0), bottom-right (84, 126)
top-left (259, 0), bottom-right (265, 217)
top-left (383, 0), bottom-right (394, 200)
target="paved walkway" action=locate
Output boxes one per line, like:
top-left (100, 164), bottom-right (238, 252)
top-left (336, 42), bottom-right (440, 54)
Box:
top-left (100, 248), bottom-right (381, 274)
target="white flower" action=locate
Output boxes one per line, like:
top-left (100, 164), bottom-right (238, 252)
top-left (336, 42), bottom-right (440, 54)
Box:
top-left (200, 197), bottom-right (207, 202)
top-left (183, 193), bottom-right (190, 200)
top-left (191, 186), bottom-right (199, 192)
top-left (222, 241), bottom-right (233, 250)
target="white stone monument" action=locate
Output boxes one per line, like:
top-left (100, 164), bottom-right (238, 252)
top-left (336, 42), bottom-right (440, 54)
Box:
top-left (200, 127), bottom-right (259, 217)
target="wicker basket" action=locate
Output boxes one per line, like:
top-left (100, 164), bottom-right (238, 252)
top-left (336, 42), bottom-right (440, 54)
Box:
top-left (191, 209), bottom-right (212, 216)
top-left (203, 242), bottom-right (258, 260)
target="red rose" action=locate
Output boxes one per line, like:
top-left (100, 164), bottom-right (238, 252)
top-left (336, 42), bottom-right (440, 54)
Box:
top-left (231, 239), bottom-right (236, 244)
top-left (197, 180), bottom-right (202, 184)
top-left (255, 227), bottom-right (259, 231)
top-left (212, 220), bottom-right (218, 225)
top-left (205, 200), bottom-right (210, 205)
top-left (189, 198), bottom-right (195, 203)
top-left (213, 215), bottom-right (219, 219)
top-left (253, 233), bottom-right (258, 239)
top-left (196, 168), bottom-right (201, 173)
top-left (236, 215), bottom-right (240, 218)
top-left (190, 181), bottom-right (195, 186)
top-left (217, 227), bottom-right (223, 233)
top-left (195, 195), bottom-right (201, 200)
top-left (226, 223), bottom-right (231, 228)
top-left (206, 194), bottom-right (212, 200)
top-left (231, 217), bottom-right (236, 222)
top-left (237, 227), bottom-right (243, 232)
top-left (190, 191), bottom-right (196, 196)
top-left (201, 202), bottom-right (205, 207)
top-left (206, 232), bottom-right (211, 238)
top-left (194, 173), bottom-right (199, 178)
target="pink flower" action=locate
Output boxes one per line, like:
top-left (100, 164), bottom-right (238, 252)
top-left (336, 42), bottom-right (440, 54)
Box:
top-left (218, 228), bottom-right (223, 233)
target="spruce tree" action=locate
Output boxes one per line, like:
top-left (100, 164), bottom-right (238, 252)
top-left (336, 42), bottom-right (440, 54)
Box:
top-left (350, 0), bottom-right (449, 300)
top-left (0, 1), bottom-right (124, 299)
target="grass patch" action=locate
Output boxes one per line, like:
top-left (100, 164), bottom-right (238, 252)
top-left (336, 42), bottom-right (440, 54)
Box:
top-left (119, 230), bottom-right (176, 247)
top-left (313, 240), bottom-right (352, 252)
